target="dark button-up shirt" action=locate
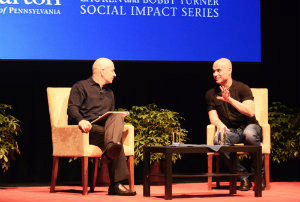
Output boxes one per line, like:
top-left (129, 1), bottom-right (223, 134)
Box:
top-left (67, 77), bottom-right (115, 124)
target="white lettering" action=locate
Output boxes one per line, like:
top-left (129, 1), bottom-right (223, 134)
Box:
top-left (80, 5), bottom-right (87, 14)
top-left (8, 7), bottom-right (61, 14)
top-left (124, 0), bottom-right (139, 2)
top-left (80, 5), bottom-right (126, 15)
top-left (24, 0), bottom-right (43, 5)
top-left (180, 0), bottom-right (218, 6)
top-left (131, 6), bottom-right (176, 16)
top-left (214, 8), bottom-right (218, 17)
top-left (0, 0), bottom-right (19, 4)
top-left (1, 0), bottom-right (61, 5)
top-left (181, 7), bottom-right (219, 17)
top-left (142, 0), bottom-right (174, 4)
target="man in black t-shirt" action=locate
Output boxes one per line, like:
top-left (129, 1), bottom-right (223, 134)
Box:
top-left (205, 58), bottom-right (263, 191)
top-left (68, 58), bottom-right (136, 196)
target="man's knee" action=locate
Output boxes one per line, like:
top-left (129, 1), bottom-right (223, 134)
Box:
top-left (104, 114), bottom-right (125, 144)
top-left (107, 113), bottom-right (124, 124)
top-left (243, 124), bottom-right (261, 145)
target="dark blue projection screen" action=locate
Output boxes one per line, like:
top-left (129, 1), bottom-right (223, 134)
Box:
top-left (0, 0), bottom-right (261, 61)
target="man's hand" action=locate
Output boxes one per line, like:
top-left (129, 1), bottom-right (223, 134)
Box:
top-left (217, 121), bottom-right (229, 134)
top-left (208, 110), bottom-right (229, 134)
top-left (217, 86), bottom-right (231, 102)
top-left (216, 86), bottom-right (255, 117)
top-left (79, 120), bottom-right (92, 133)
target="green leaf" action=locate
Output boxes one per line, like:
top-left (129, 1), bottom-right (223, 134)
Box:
top-left (3, 155), bottom-right (8, 162)
top-left (269, 102), bottom-right (300, 164)
top-left (0, 104), bottom-right (22, 172)
top-left (120, 104), bottom-right (189, 165)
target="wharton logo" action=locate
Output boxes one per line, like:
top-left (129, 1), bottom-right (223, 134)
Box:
top-left (0, 0), bottom-right (61, 5)
top-left (0, 0), bottom-right (62, 15)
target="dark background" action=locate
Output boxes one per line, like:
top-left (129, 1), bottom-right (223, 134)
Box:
top-left (0, 0), bottom-right (299, 185)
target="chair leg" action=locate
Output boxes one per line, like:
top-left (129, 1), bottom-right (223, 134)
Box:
top-left (127, 155), bottom-right (135, 191)
top-left (90, 157), bottom-right (99, 192)
top-left (264, 154), bottom-right (270, 190)
top-left (82, 157), bottom-right (88, 195)
top-left (50, 157), bottom-right (59, 193)
top-left (207, 155), bottom-right (213, 190)
top-left (216, 155), bottom-right (220, 188)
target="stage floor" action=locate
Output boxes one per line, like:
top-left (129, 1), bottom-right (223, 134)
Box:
top-left (1, 182), bottom-right (300, 202)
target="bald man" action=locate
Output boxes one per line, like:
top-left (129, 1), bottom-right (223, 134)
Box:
top-left (205, 58), bottom-right (264, 191)
top-left (67, 58), bottom-right (136, 196)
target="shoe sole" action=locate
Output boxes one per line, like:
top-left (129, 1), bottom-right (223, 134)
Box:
top-left (239, 188), bottom-right (251, 191)
top-left (108, 192), bottom-right (136, 196)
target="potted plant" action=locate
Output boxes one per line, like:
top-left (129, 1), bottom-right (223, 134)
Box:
top-left (123, 103), bottom-right (188, 184)
top-left (0, 104), bottom-right (21, 172)
top-left (124, 104), bottom-right (188, 166)
top-left (269, 102), bottom-right (300, 163)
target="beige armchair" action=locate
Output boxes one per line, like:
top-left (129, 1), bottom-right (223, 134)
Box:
top-left (207, 88), bottom-right (271, 190)
top-left (47, 87), bottom-right (135, 195)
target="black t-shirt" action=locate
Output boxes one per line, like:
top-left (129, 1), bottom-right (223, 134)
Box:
top-left (205, 80), bottom-right (258, 129)
top-left (67, 77), bottom-right (115, 124)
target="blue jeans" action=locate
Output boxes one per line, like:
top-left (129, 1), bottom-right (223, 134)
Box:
top-left (214, 124), bottom-right (263, 180)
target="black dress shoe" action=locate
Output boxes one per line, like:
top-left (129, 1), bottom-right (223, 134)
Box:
top-left (239, 178), bottom-right (252, 191)
top-left (101, 142), bottom-right (122, 164)
top-left (108, 183), bottom-right (136, 196)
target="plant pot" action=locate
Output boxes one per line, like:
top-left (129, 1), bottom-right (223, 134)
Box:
top-left (96, 163), bottom-right (111, 186)
top-left (150, 160), bottom-right (165, 185)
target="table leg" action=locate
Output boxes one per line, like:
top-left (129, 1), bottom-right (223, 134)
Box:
top-left (143, 149), bottom-right (150, 197)
top-left (229, 152), bottom-right (237, 194)
top-left (165, 153), bottom-right (172, 200)
top-left (254, 148), bottom-right (262, 197)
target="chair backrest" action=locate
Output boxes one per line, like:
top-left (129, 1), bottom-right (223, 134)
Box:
top-left (47, 87), bottom-right (71, 127)
top-left (251, 88), bottom-right (268, 125)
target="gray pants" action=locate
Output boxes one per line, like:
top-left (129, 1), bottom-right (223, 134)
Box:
top-left (89, 113), bottom-right (129, 183)
top-left (214, 124), bottom-right (263, 180)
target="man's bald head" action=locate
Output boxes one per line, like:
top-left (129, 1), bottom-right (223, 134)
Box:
top-left (212, 58), bottom-right (233, 87)
top-left (92, 58), bottom-right (116, 86)
top-left (213, 58), bottom-right (232, 71)
top-left (92, 58), bottom-right (114, 75)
